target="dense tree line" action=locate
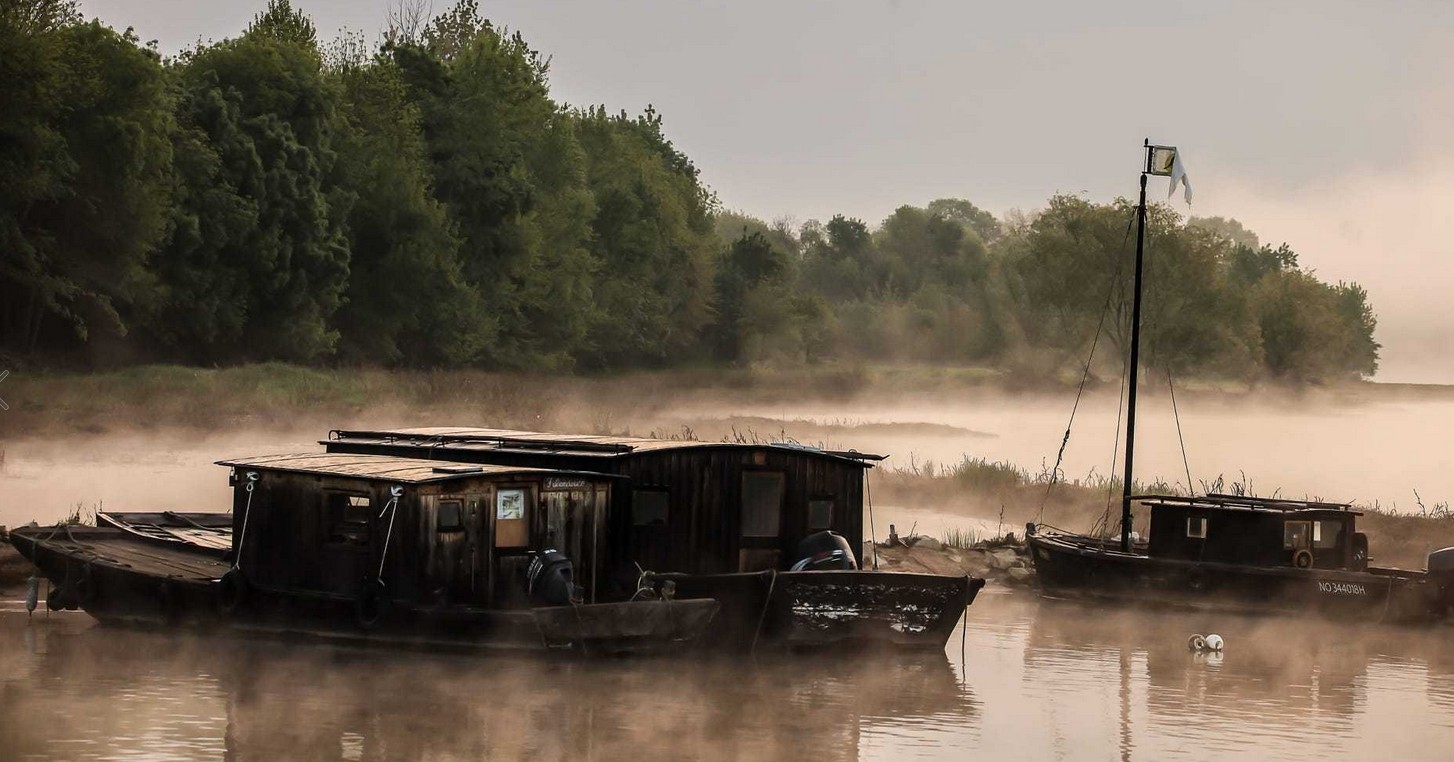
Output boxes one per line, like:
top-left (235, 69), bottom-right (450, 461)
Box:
top-left (0, 0), bottom-right (1378, 381)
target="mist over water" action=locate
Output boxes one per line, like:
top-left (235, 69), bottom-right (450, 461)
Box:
top-left (2, 591), bottom-right (1452, 760)
top-left (3, 387), bottom-right (1454, 529)
top-left (673, 388), bottom-right (1454, 511)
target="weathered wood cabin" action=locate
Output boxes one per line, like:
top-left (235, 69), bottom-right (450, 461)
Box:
top-left (322, 428), bottom-right (882, 580)
top-left (1143, 494), bottom-right (1366, 571)
top-left (218, 453), bottom-right (618, 607)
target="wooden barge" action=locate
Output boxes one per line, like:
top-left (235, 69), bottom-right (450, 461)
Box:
top-left (322, 427), bottom-right (983, 649)
top-left (1028, 494), bottom-right (1454, 623)
top-left (11, 454), bottom-right (716, 654)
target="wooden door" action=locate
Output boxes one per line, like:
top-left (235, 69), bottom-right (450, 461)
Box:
top-left (541, 479), bottom-right (606, 603)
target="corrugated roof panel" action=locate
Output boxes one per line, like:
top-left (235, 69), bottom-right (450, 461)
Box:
top-left (325, 427), bottom-right (884, 463)
top-left (216, 452), bottom-right (592, 484)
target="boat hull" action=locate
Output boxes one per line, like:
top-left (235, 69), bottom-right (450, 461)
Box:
top-left (10, 525), bottom-right (717, 655)
top-left (655, 569), bottom-right (984, 651)
top-left (1028, 531), bottom-right (1447, 623)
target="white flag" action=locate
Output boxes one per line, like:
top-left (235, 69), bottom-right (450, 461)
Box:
top-left (1147, 145), bottom-right (1192, 204)
top-left (1168, 150), bottom-right (1192, 204)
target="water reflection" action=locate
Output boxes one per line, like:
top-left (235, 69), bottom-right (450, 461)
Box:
top-left (0, 609), bottom-right (973, 761)
top-left (2, 593), bottom-right (1453, 760)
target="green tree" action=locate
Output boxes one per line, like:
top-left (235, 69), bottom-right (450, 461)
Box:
top-left (151, 2), bottom-right (350, 361)
top-left (327, 48), bottom-right (485, 366)
top-left (573, 106), bottom-right (717, 369)
top-left (0, 2), bottom-right (174, 354)
top-left (927, 197), bottom-right (1001, 244)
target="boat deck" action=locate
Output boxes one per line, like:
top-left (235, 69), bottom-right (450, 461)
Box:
top-left (15, 526), bottom-right (229, 584)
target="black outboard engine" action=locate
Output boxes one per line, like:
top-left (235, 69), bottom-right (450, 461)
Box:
top-left (1426, 547), bottom-right (1454, 614)
top-left (527, 548), bottom-right (582, 606)
top-left (789, 531), bottom-right (859, 572)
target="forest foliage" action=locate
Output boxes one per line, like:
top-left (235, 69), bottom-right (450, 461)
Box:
top-left (0, 0), bottom-right (1378, 382)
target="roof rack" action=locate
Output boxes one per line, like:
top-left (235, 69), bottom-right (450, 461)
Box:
top-left (329, 429), bottom-right (637, 454)
top-left (1132, 493), bottom-right (1355, 512)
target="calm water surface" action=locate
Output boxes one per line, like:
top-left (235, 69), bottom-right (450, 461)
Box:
top-left (2, 591), bottom-right (1451, 761)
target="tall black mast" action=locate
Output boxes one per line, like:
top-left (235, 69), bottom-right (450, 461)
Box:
top-left (1120, 139), bottom-right (1151, 553)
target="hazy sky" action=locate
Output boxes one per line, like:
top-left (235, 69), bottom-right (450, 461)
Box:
top-left (80, 0), bottom-right (1454, 382)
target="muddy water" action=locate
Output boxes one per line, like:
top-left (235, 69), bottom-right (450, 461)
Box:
top-left (2, 591), bottom-right (1451, 760)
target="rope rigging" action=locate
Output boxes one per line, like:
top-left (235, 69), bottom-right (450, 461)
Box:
top-left (1038, 209), bottom-right (1136, 525)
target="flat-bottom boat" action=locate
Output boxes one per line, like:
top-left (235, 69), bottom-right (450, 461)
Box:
top-left (11, 524), bottom-right (717, 654)
top-left (1028, 494), bottom-right (1454, 623)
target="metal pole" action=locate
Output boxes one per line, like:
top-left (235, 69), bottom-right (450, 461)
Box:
top-left (1121, 139), bottom-right (1151, 553)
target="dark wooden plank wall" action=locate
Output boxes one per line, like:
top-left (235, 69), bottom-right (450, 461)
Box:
top-left (229, 471), bottom-right (614, 607)
top-left (618, 449), bottom-right (866, 575)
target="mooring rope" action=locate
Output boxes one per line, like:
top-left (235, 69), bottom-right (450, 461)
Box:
top-left (1168, 369), bottom-right (1195, 495)
top-left (1039, 209), bottom-right (1136, 526)
top-left (233, 475), bottom-right (257, 570)
top-left (866, 468), bottom-right (879, 570)
top-left (375, 492), bottom-right (401, 581)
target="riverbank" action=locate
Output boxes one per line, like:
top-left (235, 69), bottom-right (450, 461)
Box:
top-left (2, 362), bottom-right (1430, 439)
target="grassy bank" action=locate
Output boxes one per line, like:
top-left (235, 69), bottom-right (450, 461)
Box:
top-left (0, 361), bottom-right (1424, 439)
top-left (0, 362), bottom-right (966, 437)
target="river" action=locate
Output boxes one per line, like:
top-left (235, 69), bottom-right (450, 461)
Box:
top-left (2, 590), bottom-right (1451, 760)
top-left (2, 394), bottom-right (1454, 757)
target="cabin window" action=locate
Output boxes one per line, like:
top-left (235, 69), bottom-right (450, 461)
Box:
top-left (494, 488), bottom-right (529, 548)
top-left (1314, 520), bottom-right (1342, 550)
top-left (741, 471), bottom-right (784, 537)
top-left (632, 489), bottom-right (669, 527)
top-left (437, 499), bottom-right (465, 533)
top-left (1186, 516), bottom-right (1207, 539)
top-left (1283, 520), bottom-right (1312, 550)
top-left (809, 499), bottom-right (834, 530)
top-left (325, 493), bottom-right (372, 545)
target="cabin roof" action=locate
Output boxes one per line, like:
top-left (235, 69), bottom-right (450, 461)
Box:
top-left (217, 452), bottom-right (610, 484)
top-left (323, 426), bottom-right (885, 465)
top-left (1136, 493), bottom-right (1361, 517)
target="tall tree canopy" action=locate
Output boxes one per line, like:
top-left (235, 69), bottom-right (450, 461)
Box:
top-left (0, 0), bottom-right (1380, 383)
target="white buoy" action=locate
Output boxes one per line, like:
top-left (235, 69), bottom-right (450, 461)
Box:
top-left (1204, 633), bottom-right (1224, 651)
top-left (1187, 633), bottom-right (1207, 651)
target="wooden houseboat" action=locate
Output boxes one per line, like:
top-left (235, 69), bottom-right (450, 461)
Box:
top-left (1029, 494), bottom-right (1454, 622)
top-left (322, 427), bottom-right (983, 649)
top-left (10, 453), bottom-right (717, 654)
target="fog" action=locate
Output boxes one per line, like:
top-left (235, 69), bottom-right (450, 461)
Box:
top-left (4, 384), bottom-right (1454, 531)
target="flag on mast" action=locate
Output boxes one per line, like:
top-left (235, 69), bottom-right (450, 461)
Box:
top-left (1147, 145), bottom-right (1192, 204)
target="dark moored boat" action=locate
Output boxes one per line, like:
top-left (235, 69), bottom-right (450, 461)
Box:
top-left (1026, 140), bottom-right (1454, 623)
top-left (1029, 494), bottom-right (1454, 622)
top-left (11, 453), bottom-right (717, 655)
top-left (322, 427), bottom-right (985, 650)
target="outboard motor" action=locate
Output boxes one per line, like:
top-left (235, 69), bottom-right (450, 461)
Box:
top-left (526, 548), bottom-right (582, 606)
top-left (789, 531), bottom-right (859, 572)
top-left (1351, 532), bottom-right (1370, 571)
top-left (1426, 547), bottom-right (1454, 613)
